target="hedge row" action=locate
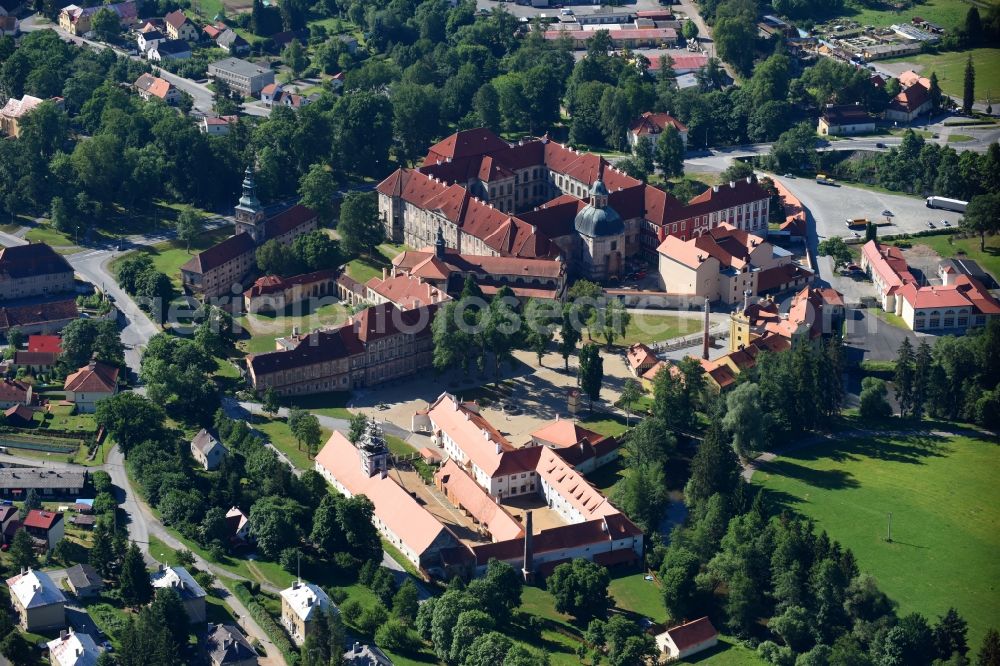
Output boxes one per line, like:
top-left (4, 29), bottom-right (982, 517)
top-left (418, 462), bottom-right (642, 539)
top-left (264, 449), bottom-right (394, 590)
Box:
top-left (231, 582), bottom-right (299, 665)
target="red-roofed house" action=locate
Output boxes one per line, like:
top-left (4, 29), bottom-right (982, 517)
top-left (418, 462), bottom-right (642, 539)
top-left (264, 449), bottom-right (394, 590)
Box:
top-left (886, 82), bottom-right (932, 123)
top-left (656, 616), bottom-right (718, 660)
top-left (22, 510), bottom-right (64, 551)
top-left (63, 361), bottom-right (119, 413)
top-left (27, 335), bottom-right (61, 354)
top-left (164, 9), bottom-right (198, 41)
top-left (134, 73), bottom-right (181, 105)
top-left (628, 111), bottom-right (688, 148)
top-left (242, 269), bottom-right (338, 313)
top-left (365, 271), bottom-right (451, 311)
top-left (528, 417), bottom-right (620, 473)
top-left (626, 342), bottom-right (659, 376)
top-left (0, 379), bottom-right (33, 410)
top-left (3, 404), bottom-right (35, 427)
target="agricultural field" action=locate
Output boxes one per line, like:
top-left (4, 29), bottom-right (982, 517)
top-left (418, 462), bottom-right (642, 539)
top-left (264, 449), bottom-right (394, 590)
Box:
top-left (884, 47), bottom-right (1000, 105)
top-left (753, 432), bottom-right (1000, 649)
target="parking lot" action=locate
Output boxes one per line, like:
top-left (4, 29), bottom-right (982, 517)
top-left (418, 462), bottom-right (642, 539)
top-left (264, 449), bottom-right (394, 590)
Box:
top-left (777, 176), bottom-right (965, 242)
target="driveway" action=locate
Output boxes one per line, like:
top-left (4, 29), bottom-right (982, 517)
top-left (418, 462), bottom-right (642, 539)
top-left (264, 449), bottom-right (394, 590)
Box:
top-left (843, 307), bottom-right (924, 363)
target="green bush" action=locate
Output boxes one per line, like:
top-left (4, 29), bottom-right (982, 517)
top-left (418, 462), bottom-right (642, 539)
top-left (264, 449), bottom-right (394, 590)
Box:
top-left (232, 582), bottom-right (299, 664)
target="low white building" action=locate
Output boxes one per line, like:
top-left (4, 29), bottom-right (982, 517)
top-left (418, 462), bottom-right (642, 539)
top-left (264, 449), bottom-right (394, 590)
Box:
top-left (656, 616), bottom-right (718, 661)
top-left (63, 361), bottom-right (118, 413)
top-left (190, 429), bottom-right (226, 471)
top-left (47, 629), bottom-right (102, 666)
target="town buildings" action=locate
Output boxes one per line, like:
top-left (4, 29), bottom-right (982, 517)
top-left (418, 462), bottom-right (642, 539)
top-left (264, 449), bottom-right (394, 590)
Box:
top-left (65, 564), bottom-right (104, 599)
top-left (628, 111), bottom-right (688, 148)
top-left (226, 506), bottom-right (251, 546)
top-left (377, 129), bottom-right (770, 280)
top-left (862, 240), bottom-right (1000, 331)
top-left (817, 104), bottom-right (876, 136)
top-left (1, 94), bottom-right (63, 138)
top-left (0, 299), bottom-right (79, 336)
top-left (885, 82), bottom-right (932, 123)
top-left (148, 39), bottom-right (192, 62)
top-left (6, 568), bottom-right (66, 631)
top-left (246, 301), bottom-right (436, 396)
top-left (163, 9), bottom-right (199, 41)
top-left (365, 271), bottom-right (451, 311)
top-left (0, 15), bottom-right (18, 37)
top-left (656, 223), bottom-right (810, 304)
top-left (136, 28), bottom-right (165, 54)
top-left (315, 402), bottom-right (642, 580)
top-left (23, 509), bottom-right (65, 552)
top-left (243, 269), bottom-right (339, 313)
top-left (0, 378), bottom-right (34, 409)
top-left (208, 57), bottom-right (276, 96)
top-left (280, 580), bottom-right (333, 646)
top-left (59, 1), bottom-right (136, 35)
top-left (47, 629), bottom-right (103, 666)
top-left (200, 115), bottom-right (239, 135)
top-left (0, 468), bottom-right (88, 500)
top-left (190, 428), bottom-right (226, 470)
top-left (206, 623), bottom-right (258, 666)
top-left (63, 360), bottom-right (119, 413)
top-left (134, 73), bottom-right (182, 105)
top-left (216, 29), bottom-right (251, 55)
top-left (150, 565), bottom-right (207, 623)
top-left (0, 243), bottom-right (75, 300)
top-left (656, 617), bottom-right (719, 661)
top-left (543, 25), bottom-right (677, 49)
top-left (181, 166), bottom-right (316, 299)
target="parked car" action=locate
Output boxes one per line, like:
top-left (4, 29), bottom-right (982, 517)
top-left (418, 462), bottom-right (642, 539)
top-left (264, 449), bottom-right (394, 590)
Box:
top-left (783, 173), bottom-right (795, 178)
top-left (881, 209), bottom-right (893, 216)
top-left (876, 142), bottom-right (886, 148)
top-left (942, 220), bottom-right (950, 227)
top-left (927, 221), bottom-right (936, 228)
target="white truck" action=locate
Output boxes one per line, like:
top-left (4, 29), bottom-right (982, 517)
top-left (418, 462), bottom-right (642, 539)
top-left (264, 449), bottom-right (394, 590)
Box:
top-left (925, 196), bottom-right (967, 213)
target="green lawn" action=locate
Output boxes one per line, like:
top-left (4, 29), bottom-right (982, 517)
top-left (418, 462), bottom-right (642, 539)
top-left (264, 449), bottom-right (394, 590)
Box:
top-left (684, 636), bottom-right (768, 665)
top-left (578, 412), bottom-right (631, 437)
top-left (236, 301), bottom-right (351, 354)
top-left (281, 390), bottom-right (353, 420)
top-left (345, 242), bottom-right (411, 283)
top-left (753, 433), bottom-right (1000, 649)
top-left (24, 224), bottom-right (79, 248)
top-left (617, 313), bottom-right (702, 346)
top-left (948, 133), bottom-right (975, 142)
top-left (837, 0), bottom-right (973, 29)
top-left (899, 233), bottom-right (1000, 284)
top-left (110, 227), bottom-right (234, 288)
top-left (254, 416), bottom-right (332, 471)
top-left (883, 47), bottom-right (1000, 105)
top-left (609, 570), bottom-right (666, 623)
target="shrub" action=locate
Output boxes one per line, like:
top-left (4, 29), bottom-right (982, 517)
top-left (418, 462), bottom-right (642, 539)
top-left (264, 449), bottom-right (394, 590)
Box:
top-left (232, 582), bottom-right (299, 664)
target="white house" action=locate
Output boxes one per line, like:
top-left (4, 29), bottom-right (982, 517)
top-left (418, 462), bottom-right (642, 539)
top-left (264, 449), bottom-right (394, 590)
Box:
top-left (47, 630), bottom-right (102, 666)
top-left (656, 616), bottom-right (718, 661)
top-left (190, 429), bottom-right (226, 470)
top-left (63, 361), bottom-right (118, 413)
top-left (150, 565), bottom-right (207, 624)
top-left (136, 28), bottom-right (165, 53)
top-left (148, 39), bottom-right (191, 62)
top-left (281, 580), bottom-right (333, 646)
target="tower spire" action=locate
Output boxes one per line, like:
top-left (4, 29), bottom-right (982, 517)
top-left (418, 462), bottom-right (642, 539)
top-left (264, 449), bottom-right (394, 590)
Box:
top-left (234, 160), bottom-right (266, 243)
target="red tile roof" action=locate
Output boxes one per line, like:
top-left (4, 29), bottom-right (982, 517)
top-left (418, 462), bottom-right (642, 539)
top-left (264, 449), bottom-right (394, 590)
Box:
top-left (63, 361), bottom-right (119, 393)
top-left (164, 9), bottom-right (189, 29)
top-left (629, 111), bottom-right (688, 137)
top-left (0, 379), bottom-right (31, 403)
top-left (23, 509), bottom-right (61, 531)
top-left (243, 269), bottom-right (338, 298)
top-left (28, 336), bottom-right (61, 354)
top-left (181, 233), bottom-right (256, 275)
top-left (891, 82), bottom-right (931, 112)
top-left (666, 616), bottom-right (718, 650)
top-left (264, 204), bottom-right (316, 238)
top-left (3, 404), bottom-right (34, 423)
top-left (13, 351), bottom-right (58, 367)
top-left (0, 243), bottom-right (73, 280)
top-left (0, 299), bottom-right (78, 332)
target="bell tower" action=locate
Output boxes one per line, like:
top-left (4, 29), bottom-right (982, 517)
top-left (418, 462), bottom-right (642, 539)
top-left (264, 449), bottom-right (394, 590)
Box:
top-left (234, 163), bottom-right (266, 243)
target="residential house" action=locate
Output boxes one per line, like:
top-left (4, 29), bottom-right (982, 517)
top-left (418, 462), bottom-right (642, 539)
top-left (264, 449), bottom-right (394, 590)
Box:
top-left (181, 166), bottom-right (316, 299)
top-left (23, 510), bottom-right (64, 551)
top-left (206, 623), bottom-right (258, 666)
top-left (13, 350), bottom-right (58, 373)
top-left (885, 82), bottom-right (932, 123)
top-left (136, 28), bottom-right (165, 54)
top-left (259, 83), bottom-right (316, 109)
top-left (243, 269), bottom-right (339, 313)
top-left (208, 57), bottom-right (275, 96)
top-left (190, 429), bottom-right (226, 470)
top-left (0, 243), bottom-right (75, 300)
top-left (1, 94), bottom-right (63, 138)
top-left (0, 0), bottom-right (22, 17)
top-left (3, 404), bottom-right (35, 427)
top-left (63, 360), bottom-right (119, 413)
top-left (164, 9), bottom-right (199, 41)
top-left (656, 223), bottom-right (810, 304)
top-left (280, 580), bottom-right (333, 645)
top-left (65, 564), bottom-right (104, 599)
top-left (656, 616), bottom-right (718, 661)
top-left (0, 15), bottom-right (18, 36)
top-left (898, 69), bottom-right (931, 89)
top-left (216, 29), bottom-right (250, 55)
top-left (628, 111), bottom-right (688, 148)
top-left (28, 335), bottom-right (62, 354)
top-left (626, 342), bottom-right (658, 377)
top-left (246, 302), bottom-right (437, 396)
top-left (70, 514), bottom-right (96, 529)
top-left (148, 39), bottom-right (192, 62)
top-left (225, 506), bottom-right (251, 545)
top-left (0, 299), bottom-right (79, 336)
top-left (6, 568), bottom-right (66, 631)
top-left (343, 642), bottom-right (392, 666)
top-left (47, 629), bottom-right (102, 666)
top-left (817, 104), bottom-right (876, 136)
top-left (134, 73), bottom-right (181, 105)
top-left (59, 1), bottom-right (136, 36)
top-left (200, 115), bottom-right (238, 135)
top-left (0, 468), bottom-right (88, 499)
top-left (150, 565), bottom-right (207, 623)
top-left (647, 52), bottom-right (709, 76)
top-left (0, 378), bottom-right (33, 410)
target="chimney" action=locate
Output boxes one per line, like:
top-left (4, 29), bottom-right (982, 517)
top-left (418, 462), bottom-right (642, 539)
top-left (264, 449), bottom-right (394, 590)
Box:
top-left (743, 289), bottom-right (750, 312)
top-left (59, 630), bottom-right (67, 641)
top-left (702, 298), bottom-right (711, 360)
top-left (382, 267), bottom-right (387, 280)
top-left (354, 643), bottom-right (362, 654)
top-left (729, 181), bottom-right (735, 188)
top-left (522, 510), bottom-right (534, 583)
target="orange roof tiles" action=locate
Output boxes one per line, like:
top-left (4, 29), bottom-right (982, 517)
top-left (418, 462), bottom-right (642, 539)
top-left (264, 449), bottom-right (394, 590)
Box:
top-left (365, 273), bottom-right (450, 310)
top-left (427, 394), bottom-right (515, 477)
top-left (626, 343), bottom-right (658, 371)
top-left (435, 459), bottom-right (524, 542)
top-left (530, 418), bottom-right (606, 449)
top-left (63, 361), bottom-right (118, 393)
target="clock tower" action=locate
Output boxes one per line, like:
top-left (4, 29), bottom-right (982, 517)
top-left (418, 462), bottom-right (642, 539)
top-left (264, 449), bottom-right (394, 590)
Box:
top-left (234, 163), bottom-right (266, 243)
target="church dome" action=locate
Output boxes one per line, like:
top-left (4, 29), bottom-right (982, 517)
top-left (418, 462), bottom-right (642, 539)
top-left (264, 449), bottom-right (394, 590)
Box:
top-left (575, 178), bottom-right (623, 237)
